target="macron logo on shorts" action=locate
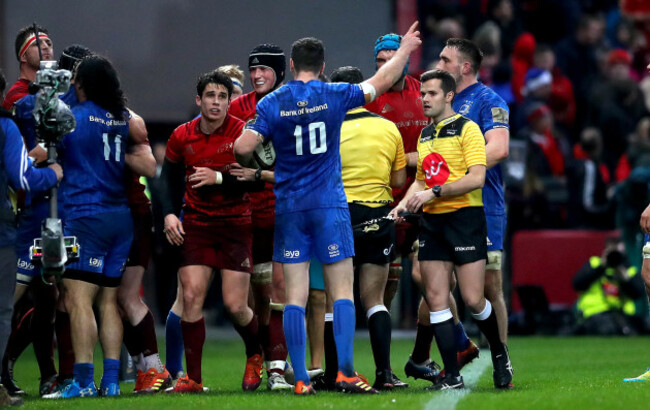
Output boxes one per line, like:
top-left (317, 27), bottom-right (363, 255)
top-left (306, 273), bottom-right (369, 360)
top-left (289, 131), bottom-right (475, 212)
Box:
top-left (284, 249), bottom-right (300, 259)
top-left (454, 246), bottom-right (476, 252)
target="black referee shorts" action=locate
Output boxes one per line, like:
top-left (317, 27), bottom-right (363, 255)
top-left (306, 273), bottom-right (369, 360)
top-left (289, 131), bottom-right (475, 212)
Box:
top-left (349, 203), bottom-right (395, 266)
top-left (418, 206), bottom-right (487, 266)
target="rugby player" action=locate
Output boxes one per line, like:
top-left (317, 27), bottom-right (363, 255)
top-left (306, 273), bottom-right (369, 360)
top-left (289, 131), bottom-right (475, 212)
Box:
top-left (331, 65), bottom-right (408, 390)
top-left (234, 21), bottom-right (421, 395)
top-left (161, 71), bottom-right (264, 393)
top-left (229, 44), bottom-right (291, 390)
top-left (45, 55), bottom-right (153, 398)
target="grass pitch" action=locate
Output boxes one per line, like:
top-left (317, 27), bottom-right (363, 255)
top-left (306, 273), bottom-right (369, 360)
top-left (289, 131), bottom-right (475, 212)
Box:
top-left (11, 335), bottom-right (650, 409)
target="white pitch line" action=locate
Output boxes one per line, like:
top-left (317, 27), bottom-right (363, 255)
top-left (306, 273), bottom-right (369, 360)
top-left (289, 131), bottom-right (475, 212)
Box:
top-left (424, 354), bottom-right (491, 410)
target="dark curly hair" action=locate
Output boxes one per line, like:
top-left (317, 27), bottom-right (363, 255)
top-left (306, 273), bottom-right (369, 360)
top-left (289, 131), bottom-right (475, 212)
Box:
top-left (74, 55), bottom-right (127, 120)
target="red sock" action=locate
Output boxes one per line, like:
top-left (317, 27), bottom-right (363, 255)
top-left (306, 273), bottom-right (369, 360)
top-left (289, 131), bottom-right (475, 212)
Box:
top-left (136, 310), bottom-right (159, 357)
top-left (233, 315), bottom-right (262, 358)
top-left (55, 311), bottom-right (74, 380)
top-left (181, 318), bottom-right (205, 383)
top-left (267, 310), bottom-right (287, 372)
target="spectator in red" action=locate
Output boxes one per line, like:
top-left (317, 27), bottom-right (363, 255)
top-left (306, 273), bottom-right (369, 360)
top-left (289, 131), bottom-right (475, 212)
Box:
top-left (520, 103), bottom-right (569, 179)
top-left (511, 32), bottom-right (536, 103)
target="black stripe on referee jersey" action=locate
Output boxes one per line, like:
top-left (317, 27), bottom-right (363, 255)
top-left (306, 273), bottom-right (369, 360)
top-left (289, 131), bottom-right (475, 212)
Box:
top-left (344, 111), bottom-right (383, 122)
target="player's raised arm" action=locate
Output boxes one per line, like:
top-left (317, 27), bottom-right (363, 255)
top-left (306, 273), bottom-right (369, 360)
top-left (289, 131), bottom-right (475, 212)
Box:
top-left (362, 21), bottom-right (421, 103)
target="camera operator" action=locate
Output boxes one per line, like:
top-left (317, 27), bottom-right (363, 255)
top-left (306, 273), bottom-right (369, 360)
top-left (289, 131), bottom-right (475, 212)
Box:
top-left (0, 70), bottom-right (62, 406)
top-left (572, 236), bottom-right (647, 335)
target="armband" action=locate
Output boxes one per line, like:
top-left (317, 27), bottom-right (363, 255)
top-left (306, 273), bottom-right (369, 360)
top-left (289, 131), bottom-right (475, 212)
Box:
top-left (215, 171), bottom-right (223, 185)
top-left (360, 82), bottom-right (377, 103)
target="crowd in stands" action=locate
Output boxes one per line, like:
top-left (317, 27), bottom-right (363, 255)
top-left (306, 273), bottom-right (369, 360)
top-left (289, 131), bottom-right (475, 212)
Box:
top-left (416, 0), bottom-right (650, 268)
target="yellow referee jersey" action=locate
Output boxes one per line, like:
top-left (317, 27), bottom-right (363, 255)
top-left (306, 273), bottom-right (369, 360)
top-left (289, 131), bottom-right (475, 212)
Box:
top-left (416, 113), bottom-right (486, 214)
top-left (340, 108), bottom-right (406, 207)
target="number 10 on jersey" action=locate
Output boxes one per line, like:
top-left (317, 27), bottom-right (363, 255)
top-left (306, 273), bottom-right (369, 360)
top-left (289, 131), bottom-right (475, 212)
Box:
top-left (294, 122), bottom-right (327, 155)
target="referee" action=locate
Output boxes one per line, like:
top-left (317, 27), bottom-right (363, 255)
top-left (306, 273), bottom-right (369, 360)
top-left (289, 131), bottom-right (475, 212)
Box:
top-left (390, 69), bottom-right (512, 390)
top-left (330, 66), bottom-right (408, 390)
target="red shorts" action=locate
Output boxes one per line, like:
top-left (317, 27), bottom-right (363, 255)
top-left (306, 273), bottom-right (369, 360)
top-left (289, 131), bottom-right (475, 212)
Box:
top-left (181, 222), bottom-right (253, 273)
top-left (126, 208), bottom-right (153, 269)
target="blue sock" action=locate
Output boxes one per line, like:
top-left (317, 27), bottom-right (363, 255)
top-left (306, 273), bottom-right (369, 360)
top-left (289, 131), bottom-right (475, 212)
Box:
top-left (73, 363), bottom-right (94, 388)
top-left (454, 321), bottom-right (471, 352)
top-left (101, 359), bottom-right (120, 387)
top-left (283, 305), bottom-right (309, 384)
top-left (165, 310), bottom-right (184, 375)
top-left (333, 299), bottom-right (356, 377)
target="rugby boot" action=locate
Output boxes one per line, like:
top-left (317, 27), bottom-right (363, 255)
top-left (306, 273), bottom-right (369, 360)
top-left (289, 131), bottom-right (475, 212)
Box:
top-left (294, 380), bottom-right (316, 395)
top-left (335, 371), bottom-right (379, 394)
top-left (242, 353), bottom-right (264, 391)
top-left (100, 382), bottom-right (120, 397)
top-left (623, 368), bottom-right (650, 382)
top-left (425, 373), bottom-right (464, 391)
top-left (492, 344), bottom-right (514, 389)
top-left (134, 368), bottom-right (173, 394)
top-left (165, 375), bottom-right (204, 394)
top-left (310, 371), bottom-right (336, 391)
top-left (457, 340), bottom-right (480, 369)
top-left (267, 372), bottom-right (293, 391)
top-left (390, 371), bottom-right (409, 388)
top-left (39, 374), bottom-right (60, 396)
top-left (404, 356), bottom-right (441, 383)
top-left (42, 380), bottom-right (98, 399)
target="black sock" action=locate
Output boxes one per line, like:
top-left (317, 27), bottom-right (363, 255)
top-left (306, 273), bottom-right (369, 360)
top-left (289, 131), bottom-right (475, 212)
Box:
top-left (324, 320), bottom-right (338, 381)
top-left (411, 322), bottom-right (434, 364)
top-left (368, 309), bottom-right (392, 373)
top-left (432, 318), bottom-right (458, 377)
top-left (474, 309), bottom-right (505, 358)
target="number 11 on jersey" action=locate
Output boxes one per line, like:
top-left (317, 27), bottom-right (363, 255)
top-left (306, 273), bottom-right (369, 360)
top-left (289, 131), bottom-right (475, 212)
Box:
top-left (103, 133), bottom-right (122, 162)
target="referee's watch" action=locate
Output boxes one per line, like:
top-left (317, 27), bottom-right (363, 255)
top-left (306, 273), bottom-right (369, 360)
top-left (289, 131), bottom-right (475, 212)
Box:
top-left (254, 168), bottom-right (263, 181)
top-left (432, 185), bottom-right (442, 198)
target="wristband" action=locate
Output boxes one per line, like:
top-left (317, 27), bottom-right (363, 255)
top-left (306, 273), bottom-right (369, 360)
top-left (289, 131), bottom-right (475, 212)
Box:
top-left (254, 168), bottom-right (262, 181)
top-left (215, 171), bottom-right (223, 185)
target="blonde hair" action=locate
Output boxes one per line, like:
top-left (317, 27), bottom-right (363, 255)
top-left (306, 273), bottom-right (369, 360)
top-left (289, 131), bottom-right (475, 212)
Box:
top-left (216, 64), bottom-right (245, 85)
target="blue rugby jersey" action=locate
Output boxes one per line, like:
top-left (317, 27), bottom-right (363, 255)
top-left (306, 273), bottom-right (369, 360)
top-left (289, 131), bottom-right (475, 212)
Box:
top-left (59, 101), bottom-right (129, 220)
top-left (453, 82), bottom-right (509, 216)
top-left (246, 80), bottom-right (365, 214)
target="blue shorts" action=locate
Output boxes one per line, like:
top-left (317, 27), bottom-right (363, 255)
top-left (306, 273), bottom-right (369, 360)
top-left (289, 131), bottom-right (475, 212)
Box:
top-left (309, 259), bottom-right (325, 291)
top-left (64, 210), bottom-right (133, 287)
top-left (486, 213), bottom-right (506, 252)
top-left (273, 207), bottom-right (355, 264)
top-left (15, 199), bottom-right (49, 285)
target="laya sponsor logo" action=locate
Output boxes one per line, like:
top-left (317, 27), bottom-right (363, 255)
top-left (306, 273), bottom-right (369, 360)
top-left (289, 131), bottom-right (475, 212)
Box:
top-left (284, 249), bottom-right (300, 259)
top-left (17, 258), bottom-right (35, 271)
top-left (89, 257), bottom-right (103, 267)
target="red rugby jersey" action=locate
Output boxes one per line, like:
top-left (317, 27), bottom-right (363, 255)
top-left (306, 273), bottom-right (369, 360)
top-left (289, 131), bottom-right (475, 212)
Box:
top-left (165, 114), bottom-right (251, 225)
top-left (229, 91), bottom-right (275, 223)
top-left (2, 79), bottom-right (30, 109)
top-left (365, 75), bottom-right (429, 203)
